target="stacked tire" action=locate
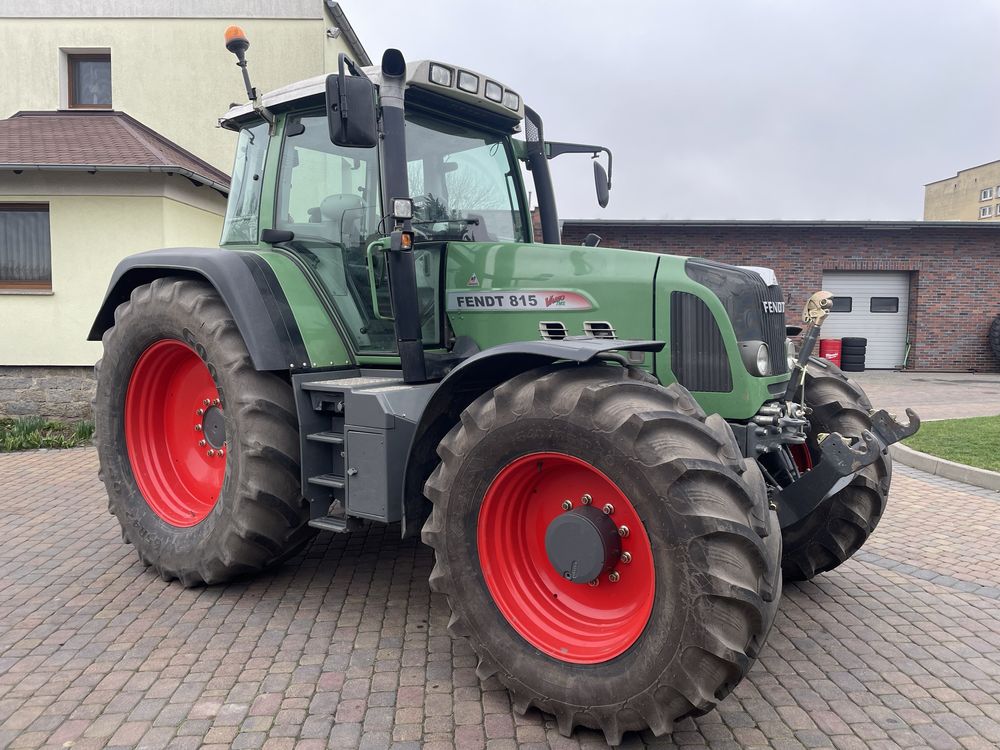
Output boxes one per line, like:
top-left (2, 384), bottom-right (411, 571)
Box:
top-left (840, 337), bottom-right (867, 372)
top-left (990, 315), bottom-right (1000, 364)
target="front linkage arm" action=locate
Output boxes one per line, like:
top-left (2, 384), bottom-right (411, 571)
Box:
top-left (775, 429), bottom-right (880, 527)
top-left (774, 289), bottom-right (921, 528)
top-left (775, 407), bottom-right (919, 528)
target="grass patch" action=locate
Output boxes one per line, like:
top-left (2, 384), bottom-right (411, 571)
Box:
top-left (0, 416), bottom-right (95, 452)
top-left (902, 415), bottom-right (1000, 472)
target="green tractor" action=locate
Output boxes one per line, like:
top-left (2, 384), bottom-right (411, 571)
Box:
top-left (89, 31), bottom-right (919, 743)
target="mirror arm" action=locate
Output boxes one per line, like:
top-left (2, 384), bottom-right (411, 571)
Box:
top-left (545, 142), bottom-right (613, 188)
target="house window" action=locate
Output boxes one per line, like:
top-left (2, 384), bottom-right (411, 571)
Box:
top-left (830, 296), bottom-right (852, 313)
top-left (68, 53), bottom-right (112, 108)
top-left (0, 205), bottom-right (52, 290)
top-left (870, 297), bottom-right (899, 313)
top-left (981, 187), bottom-right (995, 201)
top-left (980, 205), bottom-right (993, 219)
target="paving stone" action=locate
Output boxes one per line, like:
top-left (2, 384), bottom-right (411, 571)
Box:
top-left (1, 448), bottom-right (999, 748)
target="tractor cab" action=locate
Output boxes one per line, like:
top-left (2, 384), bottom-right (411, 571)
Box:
top-left (219, 45), bottom-right (610, 382)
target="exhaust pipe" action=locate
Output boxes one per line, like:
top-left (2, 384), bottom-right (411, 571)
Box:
top-left (379, 49), bottom-right (428, 383)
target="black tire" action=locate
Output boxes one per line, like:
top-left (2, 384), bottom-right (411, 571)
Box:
top-left (422, 365), bottom-right (781, 743)
top-left (840, 362), bottom-right (865, 372)
top-left (989, 315), bottom-right (1000, 363)
top-left (840, 354), bottom-right (866, 366)
top-left (841, 337), bottom-right (867, 347)
top-left (841, 345), bottom-right (867, 356)
top-left (95, 277), bottom-right (314, 586)
top-left (780, 357), bottom-right (890, 581)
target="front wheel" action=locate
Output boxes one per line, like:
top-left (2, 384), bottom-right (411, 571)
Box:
top-left (422, 365), bottom-right (781, 743)
top-left (780, 357), bottom-right (891, 581)
top-left (95, 277), bottom-right (314, 586)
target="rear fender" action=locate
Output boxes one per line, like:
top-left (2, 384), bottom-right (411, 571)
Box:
top-left (89, 247), bottom-right (312, 372)
top-left (400, 338), bottom-right (664, 537)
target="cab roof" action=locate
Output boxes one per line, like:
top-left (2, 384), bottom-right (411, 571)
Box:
top-left (220, 60), bottom-right (525, 131)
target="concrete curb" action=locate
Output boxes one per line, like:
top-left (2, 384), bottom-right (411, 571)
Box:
top-left (890, 443), bottom-right (1000, 492)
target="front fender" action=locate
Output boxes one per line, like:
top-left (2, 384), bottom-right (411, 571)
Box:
top-left (400, 338), bottom-right (664, 537)
top-left (88, 247), bottom-right (311, 372)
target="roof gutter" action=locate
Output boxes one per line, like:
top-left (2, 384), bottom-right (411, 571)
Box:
top-left (0, 163), bottom-right (230, 195)
top-left (324, 1), bottom-right (372, 66)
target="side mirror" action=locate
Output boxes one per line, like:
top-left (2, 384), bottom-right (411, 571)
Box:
top-left (594, 161), bottom-right (610, 208)
top-left (326, 54), bottom-right (378, 148)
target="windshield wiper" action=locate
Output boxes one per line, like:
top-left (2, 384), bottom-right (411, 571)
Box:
top-left (411, 218), bottom-right (480, 226)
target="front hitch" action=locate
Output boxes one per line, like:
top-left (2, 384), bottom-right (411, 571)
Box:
top-left (775, 429), bottom-right (882, 527)
top-left (870, 407), bottom-right (920, 446)
top-left (775, 406), bottom-right (920, 528)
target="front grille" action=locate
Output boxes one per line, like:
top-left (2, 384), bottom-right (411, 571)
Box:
top-left (685, 259), bottom-right (788, 376)
top-left (755, 284), bottom-right (788, 376)
top-left (670, 292), bottom-right (733, 392)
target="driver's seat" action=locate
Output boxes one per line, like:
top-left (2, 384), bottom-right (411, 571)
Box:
top-left (313, 193), bottom-right (363, 245)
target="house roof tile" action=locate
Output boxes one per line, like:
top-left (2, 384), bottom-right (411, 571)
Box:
top-left (0, 111), bottom-right (230, 191)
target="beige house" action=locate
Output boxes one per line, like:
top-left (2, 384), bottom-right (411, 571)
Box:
top-left (0, 1), bottom-right (369, 419)
top-left (924, 160), bottom-right (1000, 221)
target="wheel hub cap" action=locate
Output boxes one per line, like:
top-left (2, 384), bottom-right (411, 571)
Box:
top-left (202, 405), bottom-right (226, 449)
top-left (545, 505), bottom-right (621, 584)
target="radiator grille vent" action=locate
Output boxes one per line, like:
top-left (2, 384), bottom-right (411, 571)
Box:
top-left (539, 321), bottom-right (567, 340)
top-left (670, 292), bottom-right (733, 393)
top-left (584, 321), bottom-right (616, 339)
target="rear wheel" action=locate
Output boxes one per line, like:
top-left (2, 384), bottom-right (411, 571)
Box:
top-left (422, 365), bottom-right (781, 743)
top-left (95, 277), bottom-right (314, 586)
top-left (780, 357), bottom-right (890, 581)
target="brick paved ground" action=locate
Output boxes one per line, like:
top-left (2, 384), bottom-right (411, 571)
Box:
top-left (1, 448), bottom-right (999, 749)
top-left (850, 371), bottom-right (1000, 421)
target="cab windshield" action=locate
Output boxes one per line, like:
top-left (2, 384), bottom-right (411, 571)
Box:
top-left (404, 112), bottom-right (528, 243)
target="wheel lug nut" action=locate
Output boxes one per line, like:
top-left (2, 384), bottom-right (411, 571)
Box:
top-left (608, 571), bottom-right (620, 583)
top-left (618, 525), bottom-right (630, 538)
top-left (207, 449), bottom-right (215, 457)
top-left (198, 439), bottom-right (206, 447)
top-left (581, 493), bottom-right (592, 505)
top-left (203, 399), bottom-right (211, 406)
top-left (588, 578), bottom-right (599, 587)
top-left (602, 503), bottom-right (614, 515)
top-left (561, 500), bottom-right (572, 511)
top-left (621, 551), bottom-right (632, 563)
top-left (196, 408), bottom-right (204, 416)
top-left (562, 571), bottom-right (572, 580)
top-left (195, 424), bottom-right (203, 432)
top-left (212, 398), bottom-right (220, 406)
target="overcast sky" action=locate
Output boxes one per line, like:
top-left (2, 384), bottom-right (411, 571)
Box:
top-left (346, 0), bottom-right (1000, 221)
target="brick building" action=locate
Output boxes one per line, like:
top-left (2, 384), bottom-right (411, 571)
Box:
top-left (560, 219), bottom-right (1000, 372)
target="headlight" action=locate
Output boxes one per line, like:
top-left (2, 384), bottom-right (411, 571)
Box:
top-left (484, 80), bottom-right (503, 102)
top-left (786, 338), bottom-right (797, 370)
top-left (756, 344), bottom-right (771, 376)
top-left (738, 341), bottom-right (771, 376)
top-left (429, 64), bottom-right (453, 87)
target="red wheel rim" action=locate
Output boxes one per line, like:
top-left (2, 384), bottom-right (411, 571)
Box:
top-left (477, 452), bottom-right (655, 664)
top-left (125, 340), bottom-right (226, 527)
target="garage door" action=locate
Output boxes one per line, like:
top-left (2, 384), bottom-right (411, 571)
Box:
top-left (820, 271), bottom-right (910, 369)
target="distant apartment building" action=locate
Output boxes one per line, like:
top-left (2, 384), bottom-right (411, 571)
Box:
top-left (924, 160), bottom-right (1000, 221)
top-left (0, 0), bottom-right (369, 418)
